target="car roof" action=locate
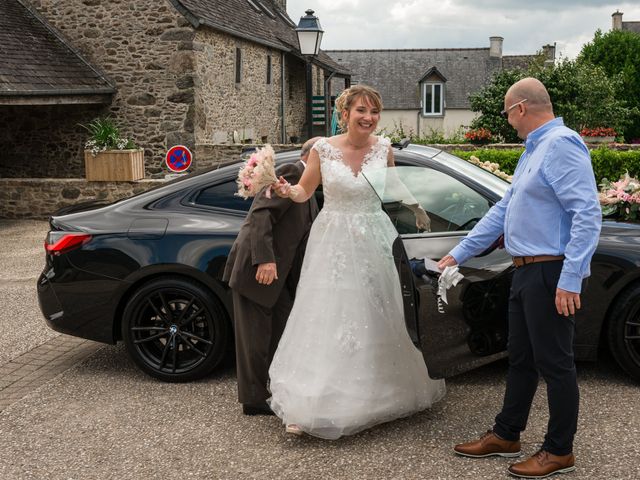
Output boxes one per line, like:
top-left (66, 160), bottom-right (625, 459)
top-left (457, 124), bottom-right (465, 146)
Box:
top-left (63, 143), bottom-right (511, 215)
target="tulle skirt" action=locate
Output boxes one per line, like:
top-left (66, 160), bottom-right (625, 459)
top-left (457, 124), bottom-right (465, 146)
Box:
top-left (268, 208), bottom-right (446, 439)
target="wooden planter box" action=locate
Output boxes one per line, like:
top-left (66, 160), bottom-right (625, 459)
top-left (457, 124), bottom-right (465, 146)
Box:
top-left (84, 149), bottom-right (145, 181)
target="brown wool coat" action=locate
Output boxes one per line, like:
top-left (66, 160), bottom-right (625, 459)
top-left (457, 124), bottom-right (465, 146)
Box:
top-left (222, 161), bottom-right (319, 308)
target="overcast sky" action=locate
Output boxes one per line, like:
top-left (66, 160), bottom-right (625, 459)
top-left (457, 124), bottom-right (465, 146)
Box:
top-left (286, 1), bottom-right (640, 58)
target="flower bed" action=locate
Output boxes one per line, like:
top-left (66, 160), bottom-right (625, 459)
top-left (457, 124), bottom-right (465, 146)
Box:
top-left (581, 127), bottom-right (617, 138)
top-left (581, 127), bottom-right (617, 144)
top-left (464, 128), bottom-right (493, 145)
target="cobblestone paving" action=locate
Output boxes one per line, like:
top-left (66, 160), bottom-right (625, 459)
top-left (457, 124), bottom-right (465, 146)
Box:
top-left (0, 335), bottom-right (101, 411)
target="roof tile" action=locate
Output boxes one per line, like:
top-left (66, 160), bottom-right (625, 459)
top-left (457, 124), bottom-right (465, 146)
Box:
top-left (0, 0), bottom-right (115, 96)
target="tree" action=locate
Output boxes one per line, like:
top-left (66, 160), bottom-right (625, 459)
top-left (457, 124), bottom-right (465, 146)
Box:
top-left (469, 56), bottom-right (635, 143)
top-left (579, 29), bottom-right (640, 142)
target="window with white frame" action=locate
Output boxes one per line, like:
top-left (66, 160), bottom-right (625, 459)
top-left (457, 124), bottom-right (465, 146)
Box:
top-left (423, 83), bottom-right (444, 116)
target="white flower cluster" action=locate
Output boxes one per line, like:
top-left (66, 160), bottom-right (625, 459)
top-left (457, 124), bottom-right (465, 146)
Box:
top-left (467, 155), bottom-right (513, 182)
top-left (85, 138), bottom-right (133, 156)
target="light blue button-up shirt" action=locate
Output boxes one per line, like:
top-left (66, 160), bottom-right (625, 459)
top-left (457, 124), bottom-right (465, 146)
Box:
top-left (450, 117), bottom-right (602, 293)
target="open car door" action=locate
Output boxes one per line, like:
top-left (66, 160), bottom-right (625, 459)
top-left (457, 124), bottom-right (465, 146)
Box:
top-left (364, 165), bottom-right (514, 378)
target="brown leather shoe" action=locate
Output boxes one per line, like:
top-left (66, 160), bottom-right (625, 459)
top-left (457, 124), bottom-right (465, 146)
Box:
top-left (508, 450), bottom-right (575, 478)
top-left (454, 430), bottom-right (521, 458)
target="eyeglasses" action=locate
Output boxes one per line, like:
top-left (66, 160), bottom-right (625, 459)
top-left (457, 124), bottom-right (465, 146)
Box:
top-left (500, 99), bottom-right (528, 119)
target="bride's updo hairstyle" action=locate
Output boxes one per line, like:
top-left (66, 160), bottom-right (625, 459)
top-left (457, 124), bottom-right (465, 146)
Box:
top-left (335, 85), bottom-right (383, 131)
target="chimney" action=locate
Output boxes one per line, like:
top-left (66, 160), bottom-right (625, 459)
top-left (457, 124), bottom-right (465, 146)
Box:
top-left (489, 36), bottom-right (503, 58)
top-left (542, 43), bottom-right (556, 65)
top-left (612, 10), bottom-right (623, 30)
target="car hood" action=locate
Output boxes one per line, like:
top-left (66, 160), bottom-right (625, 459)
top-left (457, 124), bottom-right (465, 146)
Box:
top-left (601, 220), bottom-right (640, 236)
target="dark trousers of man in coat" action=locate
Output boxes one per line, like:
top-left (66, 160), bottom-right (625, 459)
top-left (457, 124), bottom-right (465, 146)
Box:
top-left (223, 157), bottom-right (318, 412)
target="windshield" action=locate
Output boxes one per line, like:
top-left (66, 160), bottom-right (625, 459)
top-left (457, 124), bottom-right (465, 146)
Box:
top-left (363, 166), bottom-right (494, 235)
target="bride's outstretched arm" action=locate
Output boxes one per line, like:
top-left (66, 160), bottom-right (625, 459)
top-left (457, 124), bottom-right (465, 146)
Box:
top-left (274, 148), bottom-right (321, 202)
top-left (385, 146), bottom-right (431, 231)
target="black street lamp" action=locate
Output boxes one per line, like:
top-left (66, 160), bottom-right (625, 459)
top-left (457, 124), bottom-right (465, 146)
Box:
top-left (296, 9), bottom-right (324, 141)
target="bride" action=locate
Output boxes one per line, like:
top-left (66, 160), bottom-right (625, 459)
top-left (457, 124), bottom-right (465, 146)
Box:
top-left (269, 85), bottom-right (445, 439)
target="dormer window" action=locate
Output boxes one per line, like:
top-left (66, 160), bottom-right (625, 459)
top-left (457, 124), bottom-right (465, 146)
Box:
top-left (419, 66), bottom-right (446, 117)
top-left (423, 83), bottom-right (443, 116)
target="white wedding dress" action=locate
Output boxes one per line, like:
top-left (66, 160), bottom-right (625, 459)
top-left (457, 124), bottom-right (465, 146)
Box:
top-left (268, 136), bottom-right (445, 439)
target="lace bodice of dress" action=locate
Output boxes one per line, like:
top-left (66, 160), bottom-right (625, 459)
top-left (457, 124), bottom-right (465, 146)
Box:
top-left (312, 136), bottom-right (390, 214)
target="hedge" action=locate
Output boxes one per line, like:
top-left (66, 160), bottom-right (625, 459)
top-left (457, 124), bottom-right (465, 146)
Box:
top-left (452, 147), bottom-right (640, 184)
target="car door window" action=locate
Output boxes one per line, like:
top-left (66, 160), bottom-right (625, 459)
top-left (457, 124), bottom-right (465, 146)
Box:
top-left (364, 166), bottom-right (492, 234)
top-left (194, 179), bottom-right (252, 212)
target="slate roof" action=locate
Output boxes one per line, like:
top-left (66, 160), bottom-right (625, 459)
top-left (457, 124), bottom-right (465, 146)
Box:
top-left (503, 55), bottom-right (537, 70)
top-left (622, 21), bottom-right (640, 34)
top-left (0, 0), bottom-right (115, 98)
top-left (171, 0), bottom-right (349, 75)
top-left (326, 49), bottom-right (506, 110)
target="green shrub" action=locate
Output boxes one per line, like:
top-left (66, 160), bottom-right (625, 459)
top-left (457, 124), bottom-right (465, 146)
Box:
top-left (452, 147), bottom-right (640, 183)
top-left (590, 147), bottom-right (640, 182)
top-left (81, 117), bottom-right (137, 156)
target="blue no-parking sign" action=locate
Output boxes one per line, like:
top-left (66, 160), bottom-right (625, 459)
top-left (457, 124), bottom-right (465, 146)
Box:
top-left (165, 145), bottom-right (192, 172)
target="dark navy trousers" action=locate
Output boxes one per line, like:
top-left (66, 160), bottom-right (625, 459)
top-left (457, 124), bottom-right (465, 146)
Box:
top-left (493, 260), bottom-right (579, 456)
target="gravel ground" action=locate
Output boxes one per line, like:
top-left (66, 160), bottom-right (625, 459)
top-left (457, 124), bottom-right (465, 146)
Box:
top-left (0, 220), bottom-right (57, 364)
top-left (0, 219), bottom-right (639, 479)
top-left (0, 348), bottom-right (638, 480)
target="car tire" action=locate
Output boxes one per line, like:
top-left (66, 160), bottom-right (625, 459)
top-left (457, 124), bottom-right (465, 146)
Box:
top-left (607, 282), bottom-right (640, 381)
top-left (122, 276), bottom-right (229, 382)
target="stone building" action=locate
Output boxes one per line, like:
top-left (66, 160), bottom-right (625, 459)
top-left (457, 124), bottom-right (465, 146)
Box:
top-left (612, 10), bottom-right (640, 33)
top-left (327, 38), bottom-right (554, 137)
top-left (0, 0), bottom-right (349, 179)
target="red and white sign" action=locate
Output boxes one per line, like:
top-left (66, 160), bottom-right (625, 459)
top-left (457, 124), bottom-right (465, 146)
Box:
top-left (165, 145), bottom-right (192, 173)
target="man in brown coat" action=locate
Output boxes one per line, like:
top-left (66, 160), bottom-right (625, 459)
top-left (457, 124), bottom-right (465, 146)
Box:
top-left (223, 138), bottom-right (320, 415)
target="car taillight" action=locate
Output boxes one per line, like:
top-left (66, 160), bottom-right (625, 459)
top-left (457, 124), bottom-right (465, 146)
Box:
top-left (45, 232), bottom-right (92, 256)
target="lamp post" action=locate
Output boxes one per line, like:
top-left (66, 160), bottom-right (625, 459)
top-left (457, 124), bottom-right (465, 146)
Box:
top-left (295, 9), bottom-right (323, 141)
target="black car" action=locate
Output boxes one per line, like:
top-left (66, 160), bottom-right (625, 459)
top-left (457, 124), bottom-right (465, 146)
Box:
top-left (37, 144), bottom-right (640, 382)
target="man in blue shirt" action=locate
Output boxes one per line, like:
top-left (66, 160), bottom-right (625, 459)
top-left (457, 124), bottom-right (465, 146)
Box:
top-left (438, 77), bottom-right (601, 478)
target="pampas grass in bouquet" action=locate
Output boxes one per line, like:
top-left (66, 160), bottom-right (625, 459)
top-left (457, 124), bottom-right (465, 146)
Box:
top-left (236, 144), bottom-right (278, 199)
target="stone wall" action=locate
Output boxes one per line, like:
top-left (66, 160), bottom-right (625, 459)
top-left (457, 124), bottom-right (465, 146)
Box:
top-left (195, 30), bottom-right (282, 145)
top-left (285, 58), bottom-right (307, 142)
top-left (0, 104), bottom-right (104, 178)
top-left (0, 178), bottom-right (165, 219)
top-left (195, 143), bottom-right (300, 170)
top-left (3, 0), bottom-right (314, 180)
top-left (10, 0), bottom-right (195, 177)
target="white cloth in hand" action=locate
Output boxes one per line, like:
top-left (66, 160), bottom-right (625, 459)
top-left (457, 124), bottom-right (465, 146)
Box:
top-left (437, 265), bottom-right (464, 305)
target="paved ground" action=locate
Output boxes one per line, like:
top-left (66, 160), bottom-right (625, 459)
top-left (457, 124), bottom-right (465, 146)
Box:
top-left (0, 219), bottom-right (639, 479)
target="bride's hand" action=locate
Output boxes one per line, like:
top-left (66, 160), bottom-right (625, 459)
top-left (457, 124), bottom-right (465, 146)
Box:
top-left (273, 176), bottom-right (291, 198)
top-left (407, 204), bottom-right (431, 231)
top-left (415, 207), bottom-right (431, 231)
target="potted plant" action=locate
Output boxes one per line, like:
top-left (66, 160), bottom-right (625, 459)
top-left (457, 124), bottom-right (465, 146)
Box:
top-left (580, 127), bottom-right (617, 144)
top-left (82, 117), bottom-right (144, 181)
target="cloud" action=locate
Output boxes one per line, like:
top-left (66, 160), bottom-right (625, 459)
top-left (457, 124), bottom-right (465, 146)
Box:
top-left (286, 0), bottom-right (640, 57)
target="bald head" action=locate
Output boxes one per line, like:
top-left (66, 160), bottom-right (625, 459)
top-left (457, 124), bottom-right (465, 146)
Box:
top-left (300, 136), bottom-right (322, 160)
top-left (504, 77), bottom-right (555, 139)
top-left (506, 77), bottom-right (553, 113)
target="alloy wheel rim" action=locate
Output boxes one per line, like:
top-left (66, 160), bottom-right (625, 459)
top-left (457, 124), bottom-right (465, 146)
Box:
top-left (130, 288), bottom-right (215, 374)
top-left (624, 302), bottom-right (640, 367)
